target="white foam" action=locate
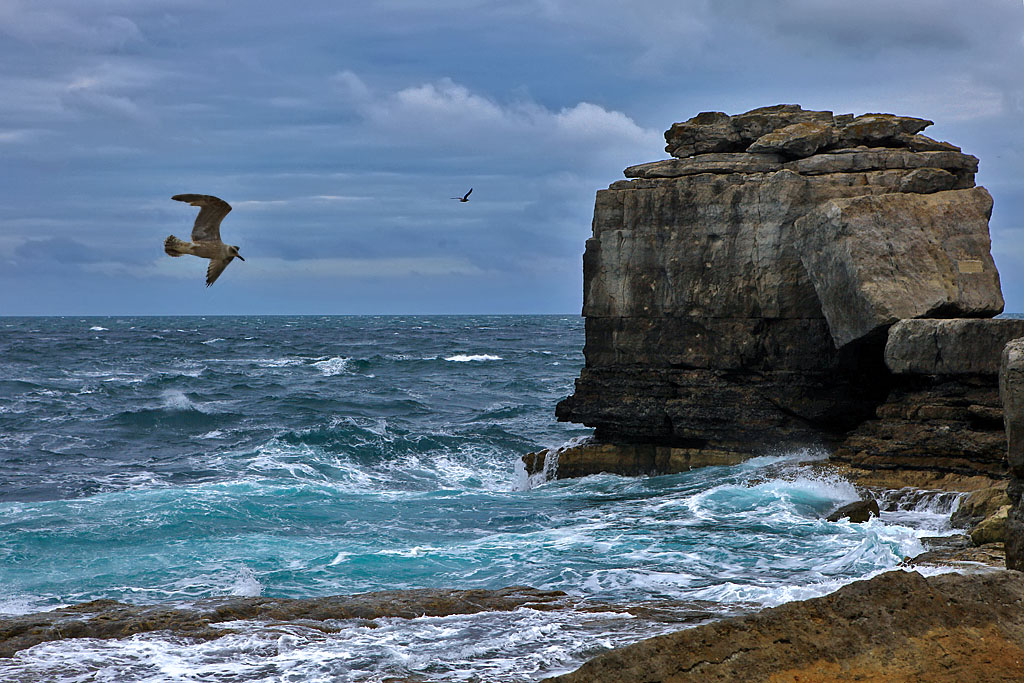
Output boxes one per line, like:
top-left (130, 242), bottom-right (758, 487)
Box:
top-left (160, 389), bottom-right (206, 412)
top-left (229, 566), bottom-right (263, 597)
top-left (444, 354), bottom-right (502, 362)
top-left (312, 356), bottom-right (352, 376)
top-left (201, 338), bottom-right (225, 345)
top-left (89, 326), bottom-right (108, 331)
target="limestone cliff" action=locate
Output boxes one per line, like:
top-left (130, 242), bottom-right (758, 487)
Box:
top-left (549, 105), bottom-right (1015, 480)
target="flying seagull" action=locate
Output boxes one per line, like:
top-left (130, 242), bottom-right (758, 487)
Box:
top-left (451, 188), bottom-right (472, 202)
top-left (164, 194), bottom-right (245, 287)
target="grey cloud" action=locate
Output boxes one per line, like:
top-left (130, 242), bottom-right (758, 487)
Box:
top-left (0, 3), bottom-right (144, 52)
top-left (14, 237), bottom-right (109, 264)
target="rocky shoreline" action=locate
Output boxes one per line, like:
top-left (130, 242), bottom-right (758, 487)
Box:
top-left (544, 569), bottom-right (1024, 683)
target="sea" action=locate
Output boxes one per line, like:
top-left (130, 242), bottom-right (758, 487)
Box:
top-left (0, 315), bottom-right (965, 682)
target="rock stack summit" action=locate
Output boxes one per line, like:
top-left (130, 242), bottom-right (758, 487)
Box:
top-left (539, 104), bottom-right (1024, 481)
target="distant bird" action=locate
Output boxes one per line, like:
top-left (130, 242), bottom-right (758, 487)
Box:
top-left (451, 188), bottom-right (473, 202)
top-left (164, 194), bottom-right (245, 287)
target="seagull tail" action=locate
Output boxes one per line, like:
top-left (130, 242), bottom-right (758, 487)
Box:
top-left (164, 235), bottom-right (190, 257)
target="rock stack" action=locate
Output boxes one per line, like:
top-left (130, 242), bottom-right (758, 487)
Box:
top-left (545, 105), bottom-right (1022, 480)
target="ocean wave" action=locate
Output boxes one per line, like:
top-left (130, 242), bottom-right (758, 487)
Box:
top-left (88, 326), bottom-right (108, 331)
top-left (444, 354), bottom-right (503, 362)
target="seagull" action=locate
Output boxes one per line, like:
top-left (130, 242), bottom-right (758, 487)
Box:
top-left (164, 194), bottom-right (245, 287)
top-left (451, 188), bottom-right (472, 202)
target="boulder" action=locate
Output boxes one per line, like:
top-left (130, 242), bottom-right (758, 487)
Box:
top-left (747, 120), bottom-right (838, 158)
top-left (826, 498), bottom-right (880, 523)
top-left (886, 319), bottom-right (1024, 375)
top-left (969, 505), bottom-right (1009, 545)
top-left (950, 484), bottom-right (1011, 528)
top-left (837, 113), bottom-right (933, 147)
top-left (795, 188), bottom-right (1002, 348)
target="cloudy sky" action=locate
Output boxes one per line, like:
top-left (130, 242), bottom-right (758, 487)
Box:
top-left (1, 0), bottom-right (1022, 315)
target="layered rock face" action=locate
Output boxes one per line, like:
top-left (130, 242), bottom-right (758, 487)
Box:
top-left (554, 105), bottom-right (1006, 477)
top-left (1002, 338), bottom-right (1024, 569)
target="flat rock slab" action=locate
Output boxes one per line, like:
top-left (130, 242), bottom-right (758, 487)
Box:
top-left (796, 187), bottom-right (1002, 348)
top-left (785, 149), bottom-right (978, 175)
top-left (624, 153), bottom-right (783, 178)
top-left (546, 570), bottom-right (1024, 683)
top-left (886, 318), bottom-right (1024, 375)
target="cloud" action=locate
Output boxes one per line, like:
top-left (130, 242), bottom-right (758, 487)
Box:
top-left (62, 81), bottom-right (145, 121)
top-left (14, 237), bottom-right (108, 264)
top-left (0, 3), bottom-right (144, 52)
top-left (84, 255), bottom-right (486, 280)
top-left (333, 72), bottom-right (662, 163)
top-left (0, 128), bottom-right (43, 144)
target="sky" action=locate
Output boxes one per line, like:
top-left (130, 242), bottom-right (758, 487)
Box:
top-left (1, 0), bottom-right (1023, 315)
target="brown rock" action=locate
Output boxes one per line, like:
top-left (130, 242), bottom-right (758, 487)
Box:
top-left (970, 505), bottom-right (1010, 545)
top-left (545, 570), bottom-right (1024, 683)
top-left (951, 484), bottom-right (1011, 528)
top-left (746, 120), bottom-right (838, 158)
top-left (796, 188), bottom-right (1002, 348)
top-left (837, 112), bottom-right (933, 146)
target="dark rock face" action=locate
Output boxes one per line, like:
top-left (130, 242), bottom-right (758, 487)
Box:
top-left (826, 499), bottom-right (880, 523)
top-left (1001, 338), bottom-right (1024, 569)
top-left (831, 320), bottom-right (1024, 480)
top-left (545, 570), bottom-right (1024, 682)
top-left (554, 105), bottom-right (1006, 480)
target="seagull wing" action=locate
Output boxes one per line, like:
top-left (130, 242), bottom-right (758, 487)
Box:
top-left (463, 188), bottom-right (473, 200)
top-left (205, 257), bottom-right (233, 287)
top-left (172, 194), bottom-right (232, 242)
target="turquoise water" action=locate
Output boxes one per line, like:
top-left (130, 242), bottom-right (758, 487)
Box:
top-left (0, 316), bottom-right (960, 681)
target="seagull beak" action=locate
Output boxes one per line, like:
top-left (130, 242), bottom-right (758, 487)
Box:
top-left (236, 254), bottom-right (245, 261)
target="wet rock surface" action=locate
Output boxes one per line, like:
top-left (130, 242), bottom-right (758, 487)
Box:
top-left (0, 586), bottom-right (570, 658)
top-left (825, 498), bottom-right (879, 523)
top-left (545, 570), bottom-right (1024, 683)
